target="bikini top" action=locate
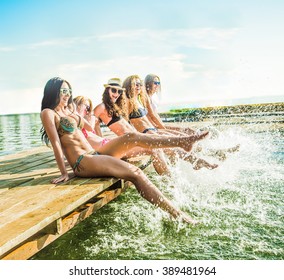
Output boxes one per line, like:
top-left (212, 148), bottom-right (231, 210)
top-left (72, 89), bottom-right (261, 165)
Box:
top-left (107, 114), bottom-right (122, 126)
top-left (54, 110), bottom-right (83, 137)
top-left (129, 95), bottom-right (148, 119)
top-left (129, 107), bottom-right (148, 119)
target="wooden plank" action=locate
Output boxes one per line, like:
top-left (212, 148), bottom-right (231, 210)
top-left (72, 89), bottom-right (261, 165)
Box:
top-left (0, 176), bottom-right (117, 229)
top-left (0, 157), bottom-right (70, 189)
top-left (9, 157), bottom-right (56, 174)
top-left (0, 144), bottom-right (152, 260)
top-left (0, 147), bottom-right (57, 190)
top-left (0, 174), bottom-right (73, 210)
top-left (1, 182), bottom-right (124, 260)
top-left (0, 147), bottom-right (53, 171)
top-left (0, 166), bottom-right (60, 188)
top-left (0, 153), bottom-right (54, 174)
top-left (0, 178), bottom-right (121, 257)
top-left (0, 168), bottom-right (65, 190)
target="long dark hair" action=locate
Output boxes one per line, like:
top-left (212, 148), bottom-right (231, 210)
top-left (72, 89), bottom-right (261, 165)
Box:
top-left (102, 87), bottom-right (128, 119)
top-left (40, 77), bottom-right (73, 145)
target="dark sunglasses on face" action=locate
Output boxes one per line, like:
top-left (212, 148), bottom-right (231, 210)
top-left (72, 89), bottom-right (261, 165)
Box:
top-left (84, 104), bottom-right (90, 111)
top-left (135, 83), bottom-right (142, 87)
top-left (110, 88), bottom-right (123, 95)
top-left (153, 81), bottom-right (160, 85)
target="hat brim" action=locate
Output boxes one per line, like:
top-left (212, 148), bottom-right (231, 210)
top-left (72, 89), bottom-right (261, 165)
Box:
top-left (104, 84), bottom-right (125, 90)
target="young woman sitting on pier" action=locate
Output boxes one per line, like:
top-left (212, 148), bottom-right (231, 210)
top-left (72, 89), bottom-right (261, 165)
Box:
top-left (144, 73), bottom-right (240, 161)
top-left (73, 95), bottom-right (170, 175)
top-left (94, 78), bottom-right (217, 170)
top-left (74, 96), bottom-right (102, 136)
top-left (144, 73), bottom-right (195, 135)
top-left (121, 75), bottom-right (219, 170)
top-left (40, 77), bottom-right (209, 224)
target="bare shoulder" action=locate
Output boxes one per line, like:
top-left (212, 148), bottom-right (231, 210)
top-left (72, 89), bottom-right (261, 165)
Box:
top-left (93, 103), bottom-right (105, 116)
top-left (40, 108), bottom-right (56, 123)
top-left (144, 94), bottom-right (152, 108)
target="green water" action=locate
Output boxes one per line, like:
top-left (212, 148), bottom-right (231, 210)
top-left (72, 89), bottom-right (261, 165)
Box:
top-left (33, 126), bottom-right (284, 260)
top-left (0, 114), bottom-right (283, 260)
top-left (0, 113), bottom-right (42, 156)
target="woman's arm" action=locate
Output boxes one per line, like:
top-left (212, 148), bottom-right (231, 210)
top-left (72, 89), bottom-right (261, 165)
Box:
top-left (87, 115), bottom-right (102, 137)
top-left (145, 95), bottom-right (165, 129)
top-left (93, 103), bottom-right (110, 127)
top-left (94, 117), bottom-right (103, 136)
top-left (80, 115), bottom-right (94, 131)
top-left (40, 109), bottom-right (69, 183)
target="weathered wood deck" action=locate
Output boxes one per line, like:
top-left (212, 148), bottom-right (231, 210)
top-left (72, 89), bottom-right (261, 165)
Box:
top-left (0, 146), bottom-right (151, 260)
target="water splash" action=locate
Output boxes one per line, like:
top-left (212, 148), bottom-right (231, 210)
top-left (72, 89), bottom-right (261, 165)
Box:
top-left (33, 124), bottom-right (284, 260)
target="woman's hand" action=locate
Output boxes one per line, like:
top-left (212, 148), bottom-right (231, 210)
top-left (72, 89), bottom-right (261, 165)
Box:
top-left (51, 173), bottom-right (69, 184)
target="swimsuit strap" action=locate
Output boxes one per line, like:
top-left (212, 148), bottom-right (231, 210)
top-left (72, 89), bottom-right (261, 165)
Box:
top-left (54, 110), bottom-right (61, 117)
top-left (77, 115), bottom-right (82, 127)
top-left (138, 94), bottom-right (143, 105)
top-left (73, 150), bottom-right (99, 172)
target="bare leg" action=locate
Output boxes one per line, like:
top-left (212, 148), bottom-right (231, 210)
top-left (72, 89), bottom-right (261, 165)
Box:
top-left (76, 155), bottom-right (197, 224)
top-left (121, 146), bottom-right (171, 176)
top-left (97, 132), bottom-right (209, 156)
top-left (191, 157), bottom-right (218, 170)
top-left (139, 130), bottom-right (215, 170)
top-left (151, 150), bottom-right (171, 176)
top-left (164, 125), bottom-right (196, 136)
top-left (163, 148), bottom-right (218, 170)
top-left (96, 136), bottom-right (171, 175)
top-left (205, 144), bottom-right (241, 161)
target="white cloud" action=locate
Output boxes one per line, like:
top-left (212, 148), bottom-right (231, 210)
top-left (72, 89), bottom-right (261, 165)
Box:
top-left (97, 28), bottom-right (238, 50)
top-left (1, 26), bottom-right (283, 115)
top-left (0, 47), bottom-right (15, 52)
top-left (0, 88), bottom-right (42, 115)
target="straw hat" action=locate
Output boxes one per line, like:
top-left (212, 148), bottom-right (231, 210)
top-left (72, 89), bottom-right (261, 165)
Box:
top-left (103, 78), bottom-right (125, 89)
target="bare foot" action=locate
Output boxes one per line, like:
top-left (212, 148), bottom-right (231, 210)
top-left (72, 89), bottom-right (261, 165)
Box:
top-left (194, 144), bottom-right (203, 153)
top-left (180, 212), bottom-right (199, 225)
top-left (183, 131), bottom-right (209, 152)
top-left (193, 158), bottom-right (218, 170)
top-left (208, 144), bottom-right (240, 161)
top-left (226, 144), bottom-right (240, 153)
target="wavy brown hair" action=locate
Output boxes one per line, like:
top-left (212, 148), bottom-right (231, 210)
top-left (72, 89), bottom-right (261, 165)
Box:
top-left (123, 75), bottom-right (147, 118)
top-left (102, 87), bottom-right (128, 119)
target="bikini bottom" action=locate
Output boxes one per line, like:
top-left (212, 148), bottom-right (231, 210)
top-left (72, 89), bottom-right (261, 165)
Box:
top-left (101, 138), bottom-right (110, 146)
top-left (73, 150), bottom-right (99, 172)
top-left (142, 127), bottom-right (158, 134)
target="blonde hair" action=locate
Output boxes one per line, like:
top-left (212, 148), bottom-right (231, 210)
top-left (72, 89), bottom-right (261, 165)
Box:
top-left (123, 75), bottom-right (147, 118)
top-left (73, 96), bottom-right (93, 113)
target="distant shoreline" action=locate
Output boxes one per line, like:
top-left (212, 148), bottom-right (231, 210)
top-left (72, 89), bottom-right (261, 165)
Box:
top-left (159, 102), bottom-right (284, 120)
top-left (0, 101), bottom-right (283, 117)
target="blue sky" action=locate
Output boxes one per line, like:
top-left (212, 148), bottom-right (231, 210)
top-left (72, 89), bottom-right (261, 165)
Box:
top-left (0, 0), bottom-right (283, 114)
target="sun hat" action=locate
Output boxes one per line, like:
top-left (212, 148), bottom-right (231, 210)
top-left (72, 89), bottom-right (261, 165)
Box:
top-left (103, 78), bottom-right (125, 89)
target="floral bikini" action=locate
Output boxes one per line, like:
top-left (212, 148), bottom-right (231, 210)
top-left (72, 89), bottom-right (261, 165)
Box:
top-left (54, 111), bottom-right (98, 172)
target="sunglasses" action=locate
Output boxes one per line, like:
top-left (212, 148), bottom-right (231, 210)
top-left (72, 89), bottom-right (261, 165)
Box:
top-left (135, 83), bottom-right (142, 87)
top-left (110, 88), bottom-right (124, 95)
top-left (84, 104), bottom-right (90, 111)
top-left (153, 81), bottom-right (160, 85)
top-left (60, 88), bottom-right (72, 96)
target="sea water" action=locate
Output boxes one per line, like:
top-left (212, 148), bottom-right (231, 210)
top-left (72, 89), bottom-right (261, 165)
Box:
top-left (0, 113), bottom-right (283, 259)
top-left (0, 113), bottom-right (42, 156)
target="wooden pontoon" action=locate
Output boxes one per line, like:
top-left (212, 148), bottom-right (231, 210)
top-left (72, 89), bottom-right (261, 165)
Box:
top-left (0, 146), bottom-right (151, 260)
